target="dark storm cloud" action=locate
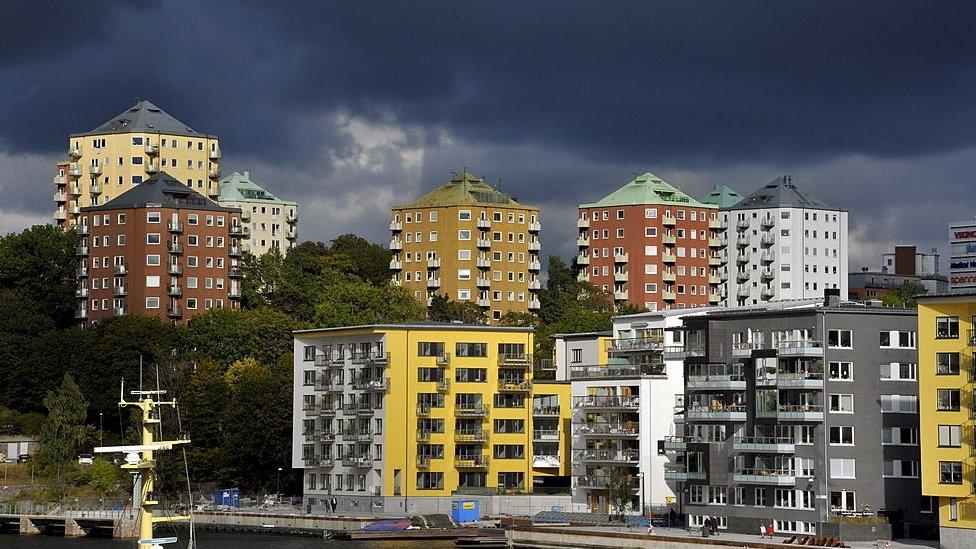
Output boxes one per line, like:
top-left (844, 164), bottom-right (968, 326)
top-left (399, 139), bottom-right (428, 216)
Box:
top-left (1, 0), bottom-right (975, 264)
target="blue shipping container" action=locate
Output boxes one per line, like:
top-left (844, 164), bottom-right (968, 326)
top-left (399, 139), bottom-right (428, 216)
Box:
top-left (213, 488), bottom-right (241, 507)
top-left (451, 499), bottom-right (480, 523)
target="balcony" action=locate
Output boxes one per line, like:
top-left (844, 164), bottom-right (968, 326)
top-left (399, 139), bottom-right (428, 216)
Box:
top-left (664, 465), bottom-right (707, 482)
top-left (436, 378), bottom-right (450, 392)
top-left (76, 245), bottom-right (89, 257)
top-left (736, 219), bottom-right (750, 231)
top-left (528, 221), bottom-right (541, 232)
top-left (476, 277), bottom-right (491, 288)
top-left (426, 277), bottom-right (441, 288)
top-left (686, 373), bottom-right (747, 391)
top-left (241, 210), bottom-right (251, 222)
top-left (69, 204), bottom-right (81, 215)
top-left (145, 162), bottom-right (159, 175)
top-left (113, 285), bottom-right (128, 297)
top-left (577, 448), bottom-right (639, 465)
top-left (709, 255), bottom-right (724, 267)
top-left (144, 143), bottom-right (159, 156)
top-left (708, 274), bottom-right (722, 285)
top-left (614, 271), bottom-right (629, 283)
top-left (761, 234), bottom-right (775, 247)
top-left (356, 404), bottom-right (375, 417)
top-left (661, 291), bottom-right (676, 301)
top-left (577, 217), bottom-right (590, 229)
top-left (113, 307), bottom-right (126, 317)
top-left (54, 209), bottom-right (67, 221)
top-left (528, 299), bottom-right (541, 310)
top-left (578, 423), bottom-right (639, 438)
top-left (454, 455), bottom-right (490, 469)
top-left (114, 264), bottom-right (128, 276)
top-left (662, 252), bottom-right (676, 264)
top-left (760, 251), bottom-right (775, 264)
top-left (427, 258), bottom-right (442, 269)
top-left (228, 245), bottom-right (242, 258)
top-left (528, 260), bottom-right (541, 271)
top-left (685, 404), bottom-right (747, 421)
top-left (528, 241), bottom-right (541, 252)
top-left (760, 267), bottom-right (774, 281)
top-left (230, 224), bottom-right (249, 238)
top-left (208, 169), bottom-right (220, 180)
top-left (731, 437), bottom-right (796, 454)
top-left (342, 455), bottom-right (373, 468)
top-left (286, 212), bottom-right (298, 224)
top-left (708, 237), bottom-right (724, 248)
top-left (756, 404), bottom-right (824, 422)
top-left (286, 227), bottom-right (297, 240)
top-left (576, 272), bottom-right (589, 283)
top-left (533, 405), bottom-right (560, 417)
top-left (774, 339), bottom-right (824, 357)
top-left (209, 148), bottom-right (221, 160)
top-left (528, 279), bottom-right (541, 290)
top-left (576, 475), bottom-right (638, 491)
top-left (455, 404), bottom-right (489, 417)
top-left (416, 403), bottom-right (435, 417)
top-left (477, 298), bottom-right (490, 308)
top-left (228, 266), bottom-right (243, 278)
top-left (497, 353), bottom-right (531, 367)
top-left (416, 430), bottom-right (433, 443)
top-left (662, 234), bottom-right (677, 246)
top-left (75, 287), bottom-right (89, 299)
top-left (662, 215), bottom-right (676, 226)
top-left (614, 290), bottom-right (629, 301)
top-left (387, 238), bottom-right (403, 251)
top-left (389, 259), bottom-right (402, 270)
top-left (389, 220), bottom-right (402, 232)
top-left (54, 191), bottom-right (68, 203)
top-left (68, 164), bottom-right (82, 177)
top-left (90, 182), bottom-right (103, 195)
top-left (736, 235), bottom-right (750, 248)
top-left (477, 257), bottom-right (491, 269)
top-left (69, 184), bottom-right (82, 196)
top-left (167, 242), bottom-right (184, 254)
top-left (167, 221), bottom-right (183, 233)
top-left (733, 468), bottom-right (796, 486)
top-left (709, 293), bottom-right (722, 304)
top-left (435, 353), bottom-right (452, 367)
top-left (760, 216), bottom-right (775, 230)
top-left (76, 266), bottom-right (89, 278)
top-left (736, 285), bottom-right (750, 299)
top-left (533, 430), bottom-right (559, 442)
top-left (301, 455), bottom-right (324, 467)
top-left (577, 236), bottom-right (590, 247)
top-left (570, 362), bottom-right (665, 379)
top-left (709, 219), bottom-right (727, 231)
top-left (756, 370), bottom-right (824, 389)
top-left (455, 429), bottom-right (489, 443)
top-left (608, 336), bottom-right (664, 353)
top-left (497, 379), bottom-right (532, 392)
top-left (228, 287), bottom-right (241, 300)
top-left (166, 306), bottom-right (182, 319)
top-left (574, 395), bottom-right (640, 411)
top-left (662, 435), bottom-right (696, 452)
top-left (68, 144), bottom-right (82, 159)
top-left (75, 307), bottom-right (88, 320)
top-left (477, 238), bottom-right (492, 249)
top-left (477, 218), bottom-right (491, 229)
top-left (731, 341), bottom-right (764, 357)
top-left (760, 288), bottom-right (775, 300)
top-left (167, 264), bottom-right (184, 276)
top-left (736, 271), bottom-right (750, 283)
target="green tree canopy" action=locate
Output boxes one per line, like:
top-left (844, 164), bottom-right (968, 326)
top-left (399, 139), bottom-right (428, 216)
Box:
top-left (37, 375), bottom-right (92, 468)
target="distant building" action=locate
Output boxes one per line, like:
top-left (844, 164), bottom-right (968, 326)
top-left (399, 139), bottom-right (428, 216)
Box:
top-left (700, 185), bottom-right (745, 306)
top-left (218, 170), bottom-right (298, 256)
top-left (74, 172), bottom-right (246, 324)
top-left (850, 245), bottom-right (948, 300)
top-left (724, 176), bottom-right (848, 305)
top-left (576, 173), bottom-right (726, 311)
top-left (948, 222), bottom-right (976, 292)
top-left (390, 172), bottom-right (542, 321)
top-left (56, 100), bottom-right (221, 228)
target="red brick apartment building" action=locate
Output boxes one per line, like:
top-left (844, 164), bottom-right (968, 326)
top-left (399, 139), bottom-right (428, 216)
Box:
top-left (576, 173), bottom-right (727, 311)
top-left (74, 172), bottom-right (248, 324)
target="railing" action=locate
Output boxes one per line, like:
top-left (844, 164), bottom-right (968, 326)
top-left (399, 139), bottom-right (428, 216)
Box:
top-left (573, 395), bottom-right (640, 409)
top-left (577, 423), bottom-right (639, 436)
top-left (570, 363), bottom-right (665, 379)
top-left (455, 404), bottom-right (489, 417)
top-left (435, 353), bottom-right (451, 366)
top-left (532, 430), bottom-right (559, 441)
top-left (533, 405), bottom-right (560, 416)
top-left (774, 339), bottom-right (823, 353)
top-left (734, 467), bottom-right (795, 478)
top-left (498, 353), bottom-right (532, 366)
top-left (686, 404), bottom-right (747, 416)
top-left (455, 429), bottom-right (489, 442)
top-left (607, 337), bottom-right (665, 353)
top-left (497, 379), bottom-right (532, 392)
top-left (575, 448), bottom-right (639, 463)
top-left (454, 455), bottom-right (490, 468)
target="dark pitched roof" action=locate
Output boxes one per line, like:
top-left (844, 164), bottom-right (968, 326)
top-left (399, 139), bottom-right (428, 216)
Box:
top-left (700, 184), bottom-right (744, 209)
top-left (83, 172), bottom-right (239, 213)
top-left (72, 100), bottom-right (214, 138)
top-left (726, 175), bottom-right (842, 211)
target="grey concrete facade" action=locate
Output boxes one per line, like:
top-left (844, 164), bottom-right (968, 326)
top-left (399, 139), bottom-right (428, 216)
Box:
top-left (667, 298), bottom-right (935, 538)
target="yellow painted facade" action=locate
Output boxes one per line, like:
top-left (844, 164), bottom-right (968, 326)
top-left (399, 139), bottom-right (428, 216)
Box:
top-left (390, 172), bottom-right (542, 321)
top-left (56, 101), bottom-right (220, 227)
top-left (296, 324), bottom-right (570, 499)
top-left (917, 294), bottom-right (976, 532)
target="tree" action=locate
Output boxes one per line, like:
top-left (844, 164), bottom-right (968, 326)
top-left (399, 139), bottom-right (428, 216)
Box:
top-left (880, 280), bottom-right (928, 308)
top-left (602, 466), bottom-right (635, 519)
top-left (328, 233), bottom-right (394, 287)
top-left (186, 308), bottom-right (298, 370)
top-left (0, 225), bottom-right (79, 328)
top-left (311, 281), bottom-right (426, 327)
top-left (428, 294), bottom-right (487, 324)
top-left (37, 375), bottom-right (93, 482)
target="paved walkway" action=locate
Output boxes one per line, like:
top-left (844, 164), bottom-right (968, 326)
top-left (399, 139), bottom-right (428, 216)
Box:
top-left (587, 525), bottom-right (938, 549)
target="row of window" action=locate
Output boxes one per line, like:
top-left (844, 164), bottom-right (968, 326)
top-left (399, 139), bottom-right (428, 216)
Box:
top-left (88, 235), bottom-right (229, 249)
top-left (302, 342), bottom-right (525, 361)
top-left (825, 393), bottom-right (919, 413)
top-left (397, 210), bottom-right (537, 224)
top-left (403, 231), bottom-right (537, 244)
top-left (88, 297), bottom-right (224, 311)
top-left (581, 208), bottom-right (717, 222)
top-left (585, 227), bottom-right (716, 241)
top-left (414, 393), bottom-right (528, 409)
top-left (84, 212), bottom-right (233, 227)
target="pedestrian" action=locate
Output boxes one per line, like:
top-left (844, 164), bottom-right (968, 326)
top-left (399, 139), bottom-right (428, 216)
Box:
top-left (330, 497), bottom-right (338, 514)
top-left (711, 516), bottom-right (718, 536)
top-left (759, 522), bottom-right (766, 539)
top-left (669, 508), bottom-right (676, 528)
top-left (703, 517), bottom-right (711, 537)
top-left (766, 522), bottom-right (774, 539)
top-left (647, 512), bottom-right (654, 535)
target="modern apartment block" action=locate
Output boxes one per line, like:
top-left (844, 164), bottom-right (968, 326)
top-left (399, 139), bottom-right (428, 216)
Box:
top-left (724, 176), bottom-right (848, 306)
top-left (390, 172), bottom-right (542, 321)
top-left (561, 309), bottom-right (700, 514)
top-left (56, 100), bottom-right (221, 228)
top-left (217, 170), bottom-right (298, 256)
top-left (291, 323), bottom-right (571, 515)
top-left (576, 173), bottom-right (726, 311)
top-left (667, 293), bottom-right (930, 538)
top-left (74, 172), bottom-right (246, 324)
top-left (916, 293), bottom-right (976, 549)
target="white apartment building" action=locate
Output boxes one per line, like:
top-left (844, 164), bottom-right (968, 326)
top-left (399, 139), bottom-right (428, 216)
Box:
top-left (723, 176), bottom-right (848, 305)
top-left (218, 170), bottom-right (298, 256)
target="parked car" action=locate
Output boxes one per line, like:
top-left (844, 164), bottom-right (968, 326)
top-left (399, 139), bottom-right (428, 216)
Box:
top-left (17, 454), bottom-right (31, 463)
top-left (78, 454), bottom-right (94, 465)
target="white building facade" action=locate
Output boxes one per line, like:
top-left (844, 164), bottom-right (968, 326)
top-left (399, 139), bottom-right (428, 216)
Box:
top-left (723, 176), bottom-right (848, 306)
top-left (218, 170), bottom-right (298, 257)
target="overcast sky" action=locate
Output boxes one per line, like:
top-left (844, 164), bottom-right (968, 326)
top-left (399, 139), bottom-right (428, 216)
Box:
top-left (2, 1), bottom-right (975, 271)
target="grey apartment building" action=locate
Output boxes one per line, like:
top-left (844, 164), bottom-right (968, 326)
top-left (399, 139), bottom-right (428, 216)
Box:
top-left (664, 292), bottom-right (934, 538)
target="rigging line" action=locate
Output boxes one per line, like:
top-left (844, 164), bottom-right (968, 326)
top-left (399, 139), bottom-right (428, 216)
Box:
top-left (176, 403), bottom-right (196, 547)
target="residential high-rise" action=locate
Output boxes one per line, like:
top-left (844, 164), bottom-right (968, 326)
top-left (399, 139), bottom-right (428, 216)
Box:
top-left (291, 323), bottom-right (571, 514)
top-left (390, 172), bottom-right (542, 321)
top-left (576, 173), bottom-right (726, 311)
top-left (218, 170), bottom-right (298, 256)
top-left (74, 172), bottom-right (246, 324)
top-left (916, 293), bottom-right (976, 548)
top-left (700, 185), bottom-right (744, 306)
top-left (668, 294), bottom-right (930, 538)
top-left (724, 176), bottom-right (848, 306)
top-left (56, 100), bottom-right (221, 228)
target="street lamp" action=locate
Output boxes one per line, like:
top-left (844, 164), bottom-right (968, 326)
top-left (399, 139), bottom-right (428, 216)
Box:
top-left (99, 412), bottom-right (103, 446)
top-left (276, 467), bottom-right (283, 504)
top-left (636, 471), bottom-right (646, 519)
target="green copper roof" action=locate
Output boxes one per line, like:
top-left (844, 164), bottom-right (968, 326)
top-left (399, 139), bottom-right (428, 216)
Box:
top-left (700, 184), bottom-right (744, 209)
top-left (397, 171), bottom-right (534, 209)
top-left (218, 170), bottom-right (295, 205)
top-left (581, 172), bottom-right (713, 208)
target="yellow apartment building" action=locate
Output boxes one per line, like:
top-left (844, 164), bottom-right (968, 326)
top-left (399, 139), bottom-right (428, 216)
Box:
top-left (918, 292), bottom-right (976, 549)
top-left (390, 172), bottom-right (542, 322)
top-left (55, 100), bottom-right (221, 227)
top-left (292, 323), bottom-right (571, 515)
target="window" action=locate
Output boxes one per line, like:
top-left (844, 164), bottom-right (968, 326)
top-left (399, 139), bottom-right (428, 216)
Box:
top-left (883, 460), bottom-right (919, 478)
top-left (950, 498), bottom-right (959, 521)
top-left (145, 297), bottom-right (160, 309)
top-left (881, 394), bottom-right (917, 413)
top-left (146, 233), bottom-right (161, 245)
top-left (828, 362), bottom-right (852, 381)
top-left (455, 343), bottom-right (487, 357)
top-left (880, 363), bottom-right (917, 381)
top-left (882, 427), bottom-right (918, 445)
top-left (418, 342), bottom-right (446, 357)
top-left (827, 329), bottom-right (852, 348)
top-left (937, 353), bottom-right (960, 375)
top-left (940, 461), bottom-right (963, 484)
top-left (458, 230), bottom-right (471, 240)
top-left (828, 426), bottom-right (854, 445)
top-left (936, 317), bottom-right (959, 339)
top-left (493, 444), bottom-right (524, 459)
top-left (830, 491), bottom-right (856, 512)
top-left (571, 349), bottom-right (582, 363)
top-left (455, 368), bottom-right (487, 382)
top-left (829, 458), bottom-right (856, 479)
top-left (880, 331), bottom-right (916, 348)
top-left (828, 394), bottom-right (854, 413)
top-left (147, 212), bottom-right (161, 223)
top-left (145, 276), bottom-right (160, 288)
top-left (937, 389), bottom-right (961, 411)
top-left (459, 210), bottom-right (471, 221)
top-left (938, 425), bottom-right (961, 447)
top-left (146, 254), bottom-right (161, 266)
